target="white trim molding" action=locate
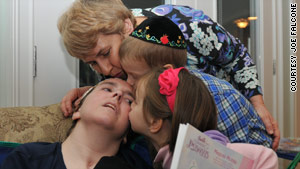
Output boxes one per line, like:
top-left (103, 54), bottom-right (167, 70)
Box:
top-left (0, 0), bottom-right (14, 107)
top-left (19, 0), bottom-right (34, 106)
top-left (0, 0), bottom-right (34, 107)
top-left (275, 0), bottom-right (285, 136)
top-left (12, 0), bottom-right (20, 106)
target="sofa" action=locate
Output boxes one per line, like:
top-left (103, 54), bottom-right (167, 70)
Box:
top-left (0, 103), bottom-right (72, 143)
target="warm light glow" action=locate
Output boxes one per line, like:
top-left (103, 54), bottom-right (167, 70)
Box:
top-left (248, 16), bottom-right (258, 20)
top-left (234, 18), bottom-right (249, 29)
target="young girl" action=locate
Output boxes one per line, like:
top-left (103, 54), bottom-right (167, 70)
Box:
top-left (129, 67), bottom-right (278, 169)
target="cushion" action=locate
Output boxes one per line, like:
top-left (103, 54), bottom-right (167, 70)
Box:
top-left (0, 103), bottom-right (72, 143)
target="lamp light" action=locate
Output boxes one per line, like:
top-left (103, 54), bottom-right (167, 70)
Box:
top-left (234, 18), bottom-right (249, 29)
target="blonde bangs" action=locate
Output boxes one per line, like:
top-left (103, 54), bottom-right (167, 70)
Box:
top-left (58, 0), bottom-right (135, 59)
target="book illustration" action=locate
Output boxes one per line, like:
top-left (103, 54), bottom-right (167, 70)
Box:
top-left (188, 160), bottom-right (198, 169)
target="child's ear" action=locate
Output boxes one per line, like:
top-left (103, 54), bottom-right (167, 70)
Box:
top-left (163, 64), bottom-right (174, 69)
top-left (123, 18), bottom-right (134, 35)
top-left (72, 111), bottom-right (81, 120)
top-left (149, 118), bottom-right (163, 134)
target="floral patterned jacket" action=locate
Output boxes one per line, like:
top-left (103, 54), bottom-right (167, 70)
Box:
top-left (131, 5), bottom-right (262, 99)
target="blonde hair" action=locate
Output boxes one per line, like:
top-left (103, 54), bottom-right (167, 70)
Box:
top-left (137, 67), bottom-right (217, 152)
top-left (119, 36), bottom-right (187, 68)
top-left (58, 0), bottom-right (136, 59)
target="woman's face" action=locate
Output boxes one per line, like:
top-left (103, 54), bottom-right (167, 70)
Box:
top-left (83, 33), bottom-right (126, 79)
top-left (79, 78), bottom-right (134, 136)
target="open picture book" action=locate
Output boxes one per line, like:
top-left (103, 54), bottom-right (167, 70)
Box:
top-left (171, 123), bottom-right (254, 169)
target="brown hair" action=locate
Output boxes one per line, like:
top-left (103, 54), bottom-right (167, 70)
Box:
top-left (119, 36), bottom-right (187, 68)
top-left (58, 0), bottom-right (136, 59)
top-left (137, 67), bottom-right (217, 152)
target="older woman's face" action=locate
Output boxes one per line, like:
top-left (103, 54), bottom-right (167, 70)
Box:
top-left (83, 33), bottom-right (126, 79)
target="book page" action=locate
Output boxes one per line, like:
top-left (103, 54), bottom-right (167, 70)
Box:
top-left (171, 124), bottom-right (254, 169)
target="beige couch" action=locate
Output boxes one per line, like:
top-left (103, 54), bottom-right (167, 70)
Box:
top-left (0, 103), bottom-right (72, 143)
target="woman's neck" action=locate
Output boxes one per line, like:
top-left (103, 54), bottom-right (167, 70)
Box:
top-left (61, 123), bottom-right (122, 169)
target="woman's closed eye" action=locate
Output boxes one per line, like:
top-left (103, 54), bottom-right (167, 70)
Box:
top-left (87, 61), bottom-right (97, 66)
top-left (103, 88), bottom-right (112, 92)
top-left (103, 49), bottom-right (110, 57)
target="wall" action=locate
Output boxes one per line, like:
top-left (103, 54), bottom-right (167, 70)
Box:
top-left (0, 0), bottom-right (14, 107)
top-left (32, 0), bottom-right (78, 106)
top-left (282, 0), bottom-right (294, 137)
top-left (282, 0), bottom-right (299, 138)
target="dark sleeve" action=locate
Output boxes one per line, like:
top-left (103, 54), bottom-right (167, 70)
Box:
top-left (203, 21), bottom-right (262, 99)
top-left (1, 142), bottom-right (65, 169)
top-left (0, 149), bottom-right (30, 169)
top-left (184, 6), bottom-right (262, 98)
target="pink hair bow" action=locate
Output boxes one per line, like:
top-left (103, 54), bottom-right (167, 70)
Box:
top-left (158, 67), bottom-right (186, 113)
